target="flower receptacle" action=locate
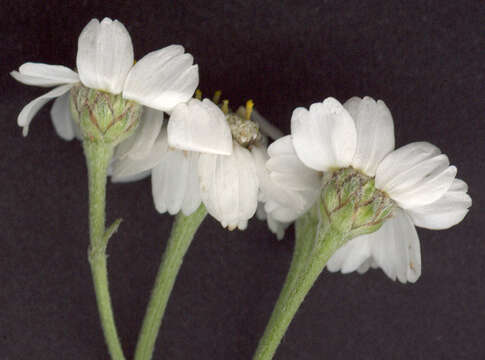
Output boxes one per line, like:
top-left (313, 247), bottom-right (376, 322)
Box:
top-left (70, 84), bottom-right (142, 144)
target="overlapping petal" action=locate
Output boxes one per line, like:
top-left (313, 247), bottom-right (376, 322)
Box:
top-left (407, 178), bottom-right (471, 229)
top-left (327, 236), bottom-right (371, 274)
top-left (77, 18), bottom-right (134, 94)
top-left (123, 45), bottom-right (198, 112)
top-left (50, 93), bottom-right (80, 141)
top-left (376, 142), bottom-right (457, 209)
top-left (328, 209), bottom-right (421, 283)
top-left (152, 149), bottom-right (201, 215)
top-left (344, 96), bottom-right (395, 176)
top-left (168, 98), bottom-right (232, 155)
top-left (199, 143), bottom-right (259, 230)
top-left (255, 137), bottom-right (321, 222)
top-left (291, 97), bottom-right (357, 172)
top-left (111, 128), bottom-right (168, 180)
top-left (115, 107), bottom-right (164, 160)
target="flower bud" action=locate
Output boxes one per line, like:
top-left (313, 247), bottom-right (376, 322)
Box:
top-left (320, 167), bottom-right (395, 238)
top-left (70, 84), bottom-right (142, 144)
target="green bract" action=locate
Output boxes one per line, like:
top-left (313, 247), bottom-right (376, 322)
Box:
top-left (70, 84), bottom-right (142, 144)
top-left (321, 167), bottom-right (395, 240)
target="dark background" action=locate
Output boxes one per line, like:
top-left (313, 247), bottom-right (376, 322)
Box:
top-left (1, 1), bottom-right (484, 359)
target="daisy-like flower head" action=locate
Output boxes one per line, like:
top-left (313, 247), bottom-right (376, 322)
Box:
top-left (111, 92), bottom-right (285, 235)
top-left (266, 96), bottom-right (471, 283)
top-left (11, 18), bottom-right (198, 139)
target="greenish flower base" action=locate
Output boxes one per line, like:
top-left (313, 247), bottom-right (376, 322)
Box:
top-left (134, 205), bottom-right (208, 360)
top-left (84, 141), bottom-right (126, 360)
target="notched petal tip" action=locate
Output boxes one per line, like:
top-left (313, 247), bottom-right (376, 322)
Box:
top-left (168, 98), bottom-right (232, 155)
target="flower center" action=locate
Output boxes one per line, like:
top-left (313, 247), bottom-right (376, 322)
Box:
top-left (224, 99), bottom-right (261, 147)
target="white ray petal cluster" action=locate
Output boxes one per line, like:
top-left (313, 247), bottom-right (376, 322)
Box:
top-left (11, 17), bottom-right (198, 136)
top-left (111, 99), bottom-right (277, 231)
top-left (267, 96), bottom-right (471, 283)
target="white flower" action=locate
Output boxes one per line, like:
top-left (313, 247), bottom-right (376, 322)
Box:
top-left (112, 98), bottom-right (287, 232)
top-left (267, 96), bottom-right (471, 283)
top-left (11, 17), bottom-right (198, 136)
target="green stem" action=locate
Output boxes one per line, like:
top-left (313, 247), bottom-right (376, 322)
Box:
top-left (253, 215), bottom-right (344, 360)
top-left (84, 141), bottom-right (126, 360)
top-left (134, 205), bottom-right (208, 360)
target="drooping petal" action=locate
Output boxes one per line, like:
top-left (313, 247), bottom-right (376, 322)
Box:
top-left (111, 128), bottom-right (168, 179)
top-left (368, 209), bottom-right (421, 283)
top-left (344, 96), bottom-right (395, 176)
top-left (168, 98), bottom-right (232, 155)
top-left (123, 45), bottom-right (198, 112)
top-left (376, 142), bottom-right (457, 208)
top-left (17, 84), bottom-right (73, 136)
top-left (76, 18), bottom-right (134, 94)
top-left (115, 107), bottom-right (164, 160)
top-left (406, 178), bottom-right (471, 229)
top-left (111, 169), bottom-right (151, 183)
top-left (152, 149), bottom-right (201, 215)
top-left (50, 92), bottom-right (79, 141)
top-left (266, 212), bottom-right (290, 240)
top-left (11, 63), bottom-right (79, 87)
top-left (327, 209), bottom-right (422, 283)
top-left (326, 236), bottom-right (371, 274)
top-left (199, 142), bottom-right (259, 230)
top-left (291, 97), bottom-right (357, 172)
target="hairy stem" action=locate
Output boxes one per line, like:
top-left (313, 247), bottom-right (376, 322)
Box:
top-left (134, 205), bottom-right (208, 360)
top-left (84, 141), bottom-right (126, 360)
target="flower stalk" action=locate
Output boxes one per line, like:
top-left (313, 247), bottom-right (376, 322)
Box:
top-left (253, 205), bottom-right (344, 360)
top-left (253, 167), bottom-right (395, 360)
top-left (134, 205), bottom-right (208, 360)
top-left (83, 140), bottom-right (125, 360)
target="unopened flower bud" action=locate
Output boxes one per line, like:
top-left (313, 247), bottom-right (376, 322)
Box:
top-left (320, 167), bottom-right (395, 238)
top-left (70, 84), bottom-right (142, 144)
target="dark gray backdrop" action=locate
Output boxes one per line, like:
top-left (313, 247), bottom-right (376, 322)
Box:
top-left (1, 1), bottom-right (484, 359)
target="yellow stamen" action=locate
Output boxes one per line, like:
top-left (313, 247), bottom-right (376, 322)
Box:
top-left (222, 100), bottom-right (229, 115)
top-left (213, 90), bottom-right (222, 104)
top-left (245, 99), bottom-right (254, 120)
top-left (195, 89), bottom-right (202, 100)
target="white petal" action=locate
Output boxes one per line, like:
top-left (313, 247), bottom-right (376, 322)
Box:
top-left (50, 92), bottom-right (78, 141)
top-left (199, 143), bottom-right (259, 230)
top-left (115, 107), bottom-right (164, 160)
top-left (168, 98), bottom-right (232, 155)
top-left (252, 142), bottom-right (320, 219)
top-left (76, 18), bottom-right (134, 94)
top-left (17, 84), bottom-right (73, 136)
top-left (356, 258), bottom-right (377, 274)
top-left (250, 108), bottom-right (284, 140)
top-left (407, 178), bottom-right (471, 229)
top-left (111, 128), bottom-right (168, 179)
top-left (344, 96), bottom-right (395, 176)
top-left (266, 213), bottom-right (290, 240)
top-left (376, 142), bottom-right (456, 208)
top-left (327, 236), bottom-right (371, 273)
top-left (11, 63), bottom-right (79, 87)
top-left (152, 149), bottom-right (201, 215)
top-left (368, 209), bottom-right (421, 283)
top-left (291, 97), bottom-right (357, 172)
top-left (265, 198), bottom-right (312, 223)
top-left (123, 45), bottom-right (198, 111)
top-left (111, 169), bottom-right (151, 183)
